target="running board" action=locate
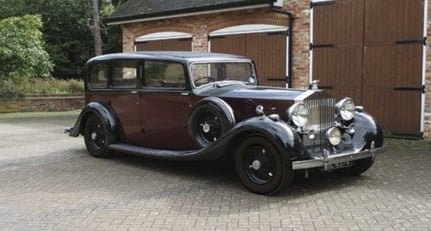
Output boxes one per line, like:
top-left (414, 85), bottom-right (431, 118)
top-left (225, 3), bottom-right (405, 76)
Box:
top-left (109, 143), bottom-right (198, 160)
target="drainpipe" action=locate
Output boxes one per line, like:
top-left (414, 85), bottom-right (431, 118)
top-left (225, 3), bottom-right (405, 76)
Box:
top-left (269, 1), bottom-right (294, 88)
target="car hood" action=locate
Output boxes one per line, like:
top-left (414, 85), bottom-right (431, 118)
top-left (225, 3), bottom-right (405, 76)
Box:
top-left (193, 82), bottom-right (307, 101)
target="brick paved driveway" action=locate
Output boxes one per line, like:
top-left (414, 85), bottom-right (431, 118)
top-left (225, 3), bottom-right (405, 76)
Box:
top-left (0, 111), bottom-right (430, 231)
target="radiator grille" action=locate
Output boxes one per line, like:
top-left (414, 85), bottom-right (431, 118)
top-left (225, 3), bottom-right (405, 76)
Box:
top-left (302, 97), bottom-right (335, 153)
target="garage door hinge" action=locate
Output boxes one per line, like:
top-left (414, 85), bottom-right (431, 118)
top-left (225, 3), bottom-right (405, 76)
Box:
top-left (309, 43), bottom-right (335, 50)
top-left (393, 85), bottom-right (425, 93)
top-left (395, 37), bottom-right (427, 46)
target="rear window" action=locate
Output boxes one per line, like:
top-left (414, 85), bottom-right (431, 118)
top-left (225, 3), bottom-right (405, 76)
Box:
top-left (89, 61), bottom-right (138, 89)
top-left (90, 63), bottom-right (109, 88)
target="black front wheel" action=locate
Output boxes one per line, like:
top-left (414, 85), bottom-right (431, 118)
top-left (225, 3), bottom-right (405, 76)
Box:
top-left (235, 136), bottom-right (293, 195)
top-left (83, 114), bottom-right (113, 158)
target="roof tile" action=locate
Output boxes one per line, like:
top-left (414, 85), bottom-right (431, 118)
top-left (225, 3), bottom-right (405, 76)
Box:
top-left (108, 0), bottom-right (270, 23)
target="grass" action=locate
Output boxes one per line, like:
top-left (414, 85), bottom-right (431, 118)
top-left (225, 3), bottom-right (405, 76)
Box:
top-left (1, 77), bottom-right (84, 99)
top-left (22, 78), bottom-right (84, 96)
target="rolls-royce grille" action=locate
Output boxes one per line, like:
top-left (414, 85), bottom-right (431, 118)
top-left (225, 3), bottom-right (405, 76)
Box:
top-left (302, 97), bottom-right (335, 153)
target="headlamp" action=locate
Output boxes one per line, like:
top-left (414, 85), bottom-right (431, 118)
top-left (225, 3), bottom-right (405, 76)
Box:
top-left (288, 103), bottom-right (309, 127)
top-left (336, 98), bottom-right (356, 121)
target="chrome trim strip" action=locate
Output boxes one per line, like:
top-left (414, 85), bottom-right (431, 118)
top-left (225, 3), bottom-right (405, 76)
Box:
top-left (294, 90), bottom-right (319, 101)
top-left (292, 145), bottom-right (386, 171)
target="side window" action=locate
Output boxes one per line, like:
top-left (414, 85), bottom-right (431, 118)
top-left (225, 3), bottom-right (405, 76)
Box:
top-left (144, 61), bottom-right (186, 89)
top-left (90, 63), bottom-right (109, 88)
top-left (111, 61), bottom-right (137, 89)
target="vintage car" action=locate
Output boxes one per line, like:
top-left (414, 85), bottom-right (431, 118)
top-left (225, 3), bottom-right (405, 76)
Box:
top-left (67, 51), bottom-right (385, 195)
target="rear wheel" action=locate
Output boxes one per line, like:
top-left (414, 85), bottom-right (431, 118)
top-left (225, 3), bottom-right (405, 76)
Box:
top-left (83, 114), bottom-right (113, 158)
top-left (235, 136), bottom-right (293, 195)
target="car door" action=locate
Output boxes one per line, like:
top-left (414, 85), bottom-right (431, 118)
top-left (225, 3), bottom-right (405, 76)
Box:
top-left (108, 60), bottom-right (142, 145)
top-left (139, 60), bottom-right (195, 149)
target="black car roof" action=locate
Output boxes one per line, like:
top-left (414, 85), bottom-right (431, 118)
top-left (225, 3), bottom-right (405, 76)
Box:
top-left (86, 51), bottom-right (252, 64)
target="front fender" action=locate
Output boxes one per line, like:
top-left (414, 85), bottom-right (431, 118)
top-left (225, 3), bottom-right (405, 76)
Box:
top-left (203, 116), bottom-right (303, 162)
top-left (68, 102), bottom-right (118, 137)
top-left (351, 111), bottom-right (384, 150)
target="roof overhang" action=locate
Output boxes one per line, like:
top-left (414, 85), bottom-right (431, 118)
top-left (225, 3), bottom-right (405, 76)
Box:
top-left (107, 4), bottom-right (270, 26)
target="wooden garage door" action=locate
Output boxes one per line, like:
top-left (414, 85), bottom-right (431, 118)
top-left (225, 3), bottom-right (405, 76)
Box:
top-left (135, 38), bottom-right (192, 51)
top-left (210, 32), bottom-right (287, 87)
top-left (312, 0), bottom-right (425, 138)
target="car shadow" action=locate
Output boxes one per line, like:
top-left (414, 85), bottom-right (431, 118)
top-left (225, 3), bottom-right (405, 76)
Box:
top-left (108, 150), bottom-right (367, 199)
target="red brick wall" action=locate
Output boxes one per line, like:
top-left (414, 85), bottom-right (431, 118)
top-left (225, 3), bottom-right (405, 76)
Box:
top-left (121, 5), bottom-right (312, 89)
top-left (122, 8), bottom-right (289, 50)
top-left (0, 95), bottom-right (84, 113)
top-left (121, 7), bottom-right (303, 80)
top-left (284, 0), bottom-right (311, 89)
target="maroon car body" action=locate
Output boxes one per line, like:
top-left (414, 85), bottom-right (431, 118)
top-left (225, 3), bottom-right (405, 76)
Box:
top-left (68, 51), bottom-right (385, 195)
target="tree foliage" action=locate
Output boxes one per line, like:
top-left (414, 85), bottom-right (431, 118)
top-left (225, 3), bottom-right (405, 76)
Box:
top-left (0, 0), bottom-right (122, 79)
top-left (0, 15), bottom-right (53, 79)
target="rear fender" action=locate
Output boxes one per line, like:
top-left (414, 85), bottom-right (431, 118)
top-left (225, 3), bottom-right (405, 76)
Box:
top-left (69, 102), bottom-right (118, 137)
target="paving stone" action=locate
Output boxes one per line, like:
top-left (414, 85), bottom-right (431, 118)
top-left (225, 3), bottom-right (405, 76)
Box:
top-left (0, 112), bottom-right (430, 230)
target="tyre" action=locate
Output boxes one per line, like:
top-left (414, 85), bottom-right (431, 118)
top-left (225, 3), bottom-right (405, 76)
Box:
top-left (188, 98), bottom-right (235, 148)
top-left (235, 136), bottom-right (293, 195)
top-left (83, 114), bottom-right (113, 158)
top-left (333, 157), bottom-right (374, 176)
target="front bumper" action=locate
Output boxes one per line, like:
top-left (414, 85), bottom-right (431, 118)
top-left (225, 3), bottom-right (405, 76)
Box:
top-left (292, 142), bottom-right (385, 171)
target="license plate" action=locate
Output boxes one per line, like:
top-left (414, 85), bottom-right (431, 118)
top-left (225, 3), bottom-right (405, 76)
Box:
top-left (331, 161), bottom-right (353, 170)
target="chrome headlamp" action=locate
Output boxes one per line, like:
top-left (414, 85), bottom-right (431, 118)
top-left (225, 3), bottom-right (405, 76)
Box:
top-left (326, 127), bottom-right (341, 146)
top-left (335, 97), bottom-right (356, 121)
top-left (288, 102), bottom-right (309, 127)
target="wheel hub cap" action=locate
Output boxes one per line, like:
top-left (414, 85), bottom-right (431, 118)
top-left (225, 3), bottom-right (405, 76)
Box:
top-left (202, 122), bottom-right (211, 133)
top-left (250, 160), bottom-right (261, 170)
top-left (91, 132), bottom-right (97, 140)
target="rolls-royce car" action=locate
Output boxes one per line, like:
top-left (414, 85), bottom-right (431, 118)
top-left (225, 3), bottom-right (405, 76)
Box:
top-left (67, 51), bottom-right (385, 195)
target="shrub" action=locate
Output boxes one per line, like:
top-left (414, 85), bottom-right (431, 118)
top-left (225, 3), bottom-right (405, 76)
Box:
top-left (0, 79), bottom-right (24, 98)
top-left (22, 78), bottom-right (84, 96)
top-left (0, 78), bottom-right (83, 98)
top-left (0, 15), bottom-right (53, 80)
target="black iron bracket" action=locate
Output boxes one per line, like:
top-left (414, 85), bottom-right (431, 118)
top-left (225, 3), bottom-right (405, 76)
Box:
top-left (393, 85), bottom-right (425, 93)
top-left (395, 37), bottom-right (427, 46)
top-left (309, 43), bottom-right (335, 50)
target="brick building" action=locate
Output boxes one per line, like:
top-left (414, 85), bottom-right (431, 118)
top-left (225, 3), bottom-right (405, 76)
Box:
top-left (107, 0), bottom-right (431, 140)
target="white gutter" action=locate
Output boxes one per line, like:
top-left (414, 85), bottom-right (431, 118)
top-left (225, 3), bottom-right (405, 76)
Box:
top-left (309, 2), bottom-right (315, 86)
top-left (420, 0), bottom-right (428, 136)
top-left (107, 4), bottom-right (268, 26)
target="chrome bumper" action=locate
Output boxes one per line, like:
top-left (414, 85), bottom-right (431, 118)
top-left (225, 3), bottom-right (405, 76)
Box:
top-left (292, 143), bottom-right (385, 171)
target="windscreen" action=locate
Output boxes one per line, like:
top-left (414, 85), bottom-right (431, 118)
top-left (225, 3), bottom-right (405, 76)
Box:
top-left (191, 62), bottom-right (256, 87)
